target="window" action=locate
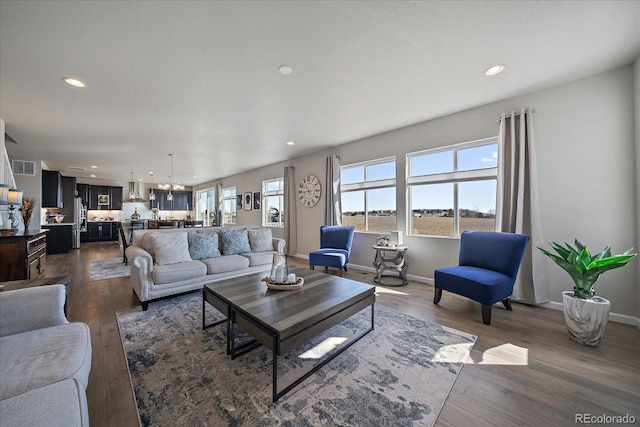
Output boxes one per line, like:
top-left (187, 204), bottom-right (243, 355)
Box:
top-left (262, 178), bottom-right (284, 227)
top-left (221, 187), bottom-right (236, 225)
top-left (196, 188), bottom-right (217, 226)
top-left (407, 138), bottom-right (498, 237)
top-left (340, 157), bottom-right (396, 232)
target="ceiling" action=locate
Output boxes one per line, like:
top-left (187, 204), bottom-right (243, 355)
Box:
top-left (2, 1), bottom-right (639, 187)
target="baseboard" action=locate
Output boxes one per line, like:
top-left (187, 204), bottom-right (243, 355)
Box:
top-left (292, 255), bottom-right (639, 328)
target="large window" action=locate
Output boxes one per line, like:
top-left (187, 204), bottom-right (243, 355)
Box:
top-left (340, 157), bottom-right (396, 232)
top-left (262, 178), bottom-right (284, 227)
top-left (407, 138), bottom-right (498, 237)
top-left (196, 188), bottom-right (216, 226)
top-left (221, 187), bottom-right (236, 225)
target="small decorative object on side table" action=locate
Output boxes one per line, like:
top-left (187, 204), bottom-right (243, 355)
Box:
top-left (373, 245), bottom-right (409, 287)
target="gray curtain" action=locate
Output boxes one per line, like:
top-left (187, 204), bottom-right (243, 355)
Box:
top-left (283, 165), bottom-right (297, 255)
top-left (497, 108), bottom-right (549, 304)
top-left (324, 154), bottom-right (342, 225)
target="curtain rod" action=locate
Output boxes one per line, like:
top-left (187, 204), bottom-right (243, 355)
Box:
top-left (496, 108), bottom-right (536, 122)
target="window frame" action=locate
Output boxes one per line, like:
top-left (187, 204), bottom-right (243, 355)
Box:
top-left (262, 177), bottom-right (284, 228)
top-left (406, 136), bottom-right (499, 238)
top-left (221, 186), bottom-right (237, 225)
top-left (340, 156), bottom-right (396, 232)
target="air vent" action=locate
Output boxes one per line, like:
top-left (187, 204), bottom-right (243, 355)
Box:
top-left (12, 160), bottom-right (36, 176)
top-left (67, 166), bottom-right (86, 171)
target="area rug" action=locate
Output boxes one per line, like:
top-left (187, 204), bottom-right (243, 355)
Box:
top-left (117, 292), bottom-right (476, 427)
top-left (89, 258), bottom-right (130, 281)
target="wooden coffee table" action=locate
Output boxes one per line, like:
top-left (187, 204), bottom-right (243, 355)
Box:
top-left (202, 267), bottom-right (375, 402)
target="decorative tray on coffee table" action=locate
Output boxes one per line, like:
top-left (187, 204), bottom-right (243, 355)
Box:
top-left (262, 277), bottom-right (304, 291)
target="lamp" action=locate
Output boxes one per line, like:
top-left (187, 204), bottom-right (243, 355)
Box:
top-left (129, 172), bottom-right (136, 200)
top-left (149, 172), bottom-right (156, 201)
top-left (0, 183), bottom-right (9, 205)
top-left (7, 188), bottom-right (23, 230)
top-left (167, 154), bottom-right (174, 202)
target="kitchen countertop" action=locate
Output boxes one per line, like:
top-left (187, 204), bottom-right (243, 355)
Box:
top-left (43, 222), bottom-right (75, 226)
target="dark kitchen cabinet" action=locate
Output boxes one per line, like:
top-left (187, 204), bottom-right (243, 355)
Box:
top-left (77, 184), bottom-right (89, 206)
top-left (149, 190), bottom-right (192, 210)
top-left (110, 187), bottom-right (123, 210)
top-left (42, 224), bottom-right (73, 254)
top-left (42, 170), bottom-right (63, 208)
top-left (87, 222), bottom-right (117, 242)
top-left (88, 185), bottom-right (99, 209)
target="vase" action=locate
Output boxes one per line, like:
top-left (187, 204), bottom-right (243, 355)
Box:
top-left (270, 253), bottom-right (288, 284)
top-left (562, 291), bottom-right (610, 347)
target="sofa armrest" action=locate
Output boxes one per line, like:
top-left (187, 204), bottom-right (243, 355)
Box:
top-left (0, 285), bottom-right (68, 337)
top-left (272, 238), bottom-right (286, 253)
top-left (125, 245), bottom-right (155, 303)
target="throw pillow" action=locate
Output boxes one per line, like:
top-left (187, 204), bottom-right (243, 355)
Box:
top-left (149, 232), bottom-right (192, 265)
top-left (248, 228), bottom-right (273, 252)
top-left (219, 228), bottom-right (251, 255)
top-left (187, 232), bottom-right (221, 260)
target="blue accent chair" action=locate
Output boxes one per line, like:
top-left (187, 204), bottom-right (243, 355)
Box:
top-left (434, 231), bottom-right (530, 325)
top-left (309, 225), bottom-right (355, 277)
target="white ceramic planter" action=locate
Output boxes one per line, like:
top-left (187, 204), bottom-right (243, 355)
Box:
top-left (562, 291), bottom-right (610, 347)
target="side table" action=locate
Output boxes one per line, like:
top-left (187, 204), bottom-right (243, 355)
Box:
top-left (372, 245), bottom-right (408, 286)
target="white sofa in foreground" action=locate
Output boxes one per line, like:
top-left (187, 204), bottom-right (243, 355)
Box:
top-left (0, 285), bottom-right (91, 427)
top-left (126, 226), bottom-right (286, 310)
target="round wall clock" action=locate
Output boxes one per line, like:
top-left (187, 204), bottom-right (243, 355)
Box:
top-left (298, 174), bottom-right (321, 207)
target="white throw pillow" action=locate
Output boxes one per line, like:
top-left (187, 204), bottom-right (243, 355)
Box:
top-left (248, 228), bottom-right (273, 252)
top-left (150, 232), bottom-right (192, 265)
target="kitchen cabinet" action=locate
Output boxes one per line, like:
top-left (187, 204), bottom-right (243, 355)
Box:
top-left (42, 224), bottom-right (73, 254)
top-left (0, 230), bottom-right (47, 281)
top-left (88, 185), bottom-right (123, 210)
top-left (42, 170), bottom-right (63, 208)
top-left (77, 184), bottom-right (89, 206)
top-left (86, 222), bottom-right (118, 242)
top-left (149, 190), bottom-right (192, 210)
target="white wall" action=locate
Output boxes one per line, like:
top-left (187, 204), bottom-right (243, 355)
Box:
top-left (634, 55), bottom-right (640, 320)
top-left (211, 65), bottom-right (639, 320)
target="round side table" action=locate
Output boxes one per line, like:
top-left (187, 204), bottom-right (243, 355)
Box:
top-left (372, 245), bottom-right (408, 287)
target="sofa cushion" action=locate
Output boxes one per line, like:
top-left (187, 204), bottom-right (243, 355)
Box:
top-left (152, 260), bottom-right (207, 285)
top-left (242, 251), bottom-right (277, 267)
top-left (0, 378), bottom-right (89, 427)
top-left (140, 232), bottom-right (156, 258)
top-left (187, 232), bottom-right (221, 260)
top-left (248, 228), bottom-right (273, 252)
top-left (150, 232), bottom-right (192, 265)
top-left (201, 255), bottom-right (250, 274)
top-left (0, 323), bottom-right (91, 400)
top-left (219, 228), bottom-right (251, 255)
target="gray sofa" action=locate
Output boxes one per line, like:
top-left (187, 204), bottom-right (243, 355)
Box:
top-left (126, 226), bottom-right (286, 310)
top-left (0, 285), bottom-right (92, 427)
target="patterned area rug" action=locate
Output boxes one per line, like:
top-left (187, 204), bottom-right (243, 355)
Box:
top-left (117, 292), bottom-right (476, 427)
top-left (89, 258), bottom-right (130, 281)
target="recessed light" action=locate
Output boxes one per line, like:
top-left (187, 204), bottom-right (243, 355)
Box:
top-left (90, 165), bottom-right (98, 169)
top-left (278, 65), bottom-right (292, 75)
top-left (90, 174), bottom-right (96, 178)
top-left (193, 176), bottom-right (197, 179)
top-left (484, 64), bottom-right (505, 76)
top-left (286, 141), bottom-right (295, 146)
top-left (63, 77), bottom-right (86, 88)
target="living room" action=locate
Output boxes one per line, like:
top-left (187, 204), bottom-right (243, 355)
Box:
top-left (1, 1), bottom-right (639, 426)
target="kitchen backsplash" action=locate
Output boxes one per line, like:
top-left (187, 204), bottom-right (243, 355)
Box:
top-left (88, 202), bottom-right (193, 221)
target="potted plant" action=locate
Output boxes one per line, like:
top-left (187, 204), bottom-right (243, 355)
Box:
top-left (538, 239), bottom-right (636, 347)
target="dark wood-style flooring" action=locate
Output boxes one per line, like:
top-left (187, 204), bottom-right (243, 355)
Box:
top-left (45, 242), bottom-right (639, 427)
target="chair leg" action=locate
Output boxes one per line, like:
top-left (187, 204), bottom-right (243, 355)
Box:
top-left (482, 305), bottom-right (492, 325)
top-left (324, 267), bottom-right (328, 273)
top-left (338, 269), bottom-right (343, 277)
top-left (310, 265), bottom-right (315, 270)
top-left (502, 298), bottom-right (513, 311)
top-left (433, 288), bottom-right (442, 304)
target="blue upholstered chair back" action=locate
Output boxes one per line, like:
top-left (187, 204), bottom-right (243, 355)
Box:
top-left (320, 225), bottom-right (355, 253)
top-left (459, 231), bottom-right (530, 278)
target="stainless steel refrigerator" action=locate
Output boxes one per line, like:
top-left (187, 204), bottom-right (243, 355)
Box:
top-left (73, 196), bottom-right (86, 248)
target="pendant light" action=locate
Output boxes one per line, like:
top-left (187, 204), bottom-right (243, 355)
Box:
top-left (167, 154), bottom-right (174, 202)
top-left (149, 172), bottom-right (156, 201)
top-left (128, 172), bottom-right (136, 199)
